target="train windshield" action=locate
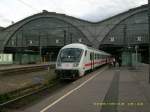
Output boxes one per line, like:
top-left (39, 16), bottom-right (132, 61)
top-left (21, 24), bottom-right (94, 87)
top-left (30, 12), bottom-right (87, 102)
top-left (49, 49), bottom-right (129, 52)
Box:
top-left (59, 48), bottom-right (83, 62)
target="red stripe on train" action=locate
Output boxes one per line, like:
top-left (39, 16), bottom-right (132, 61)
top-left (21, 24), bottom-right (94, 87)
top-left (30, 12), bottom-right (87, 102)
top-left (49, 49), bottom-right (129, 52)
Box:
top-left (84, 60), bottom-right (106, 67)
top-left (84, 63), bottom-right (92, 67)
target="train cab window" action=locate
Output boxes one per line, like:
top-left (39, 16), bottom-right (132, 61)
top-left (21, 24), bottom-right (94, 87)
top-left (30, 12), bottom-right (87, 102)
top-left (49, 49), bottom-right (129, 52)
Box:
top-left (59, 48), bottom-right (83, 62)
top-left (100, 55), bottom-right (102, 59)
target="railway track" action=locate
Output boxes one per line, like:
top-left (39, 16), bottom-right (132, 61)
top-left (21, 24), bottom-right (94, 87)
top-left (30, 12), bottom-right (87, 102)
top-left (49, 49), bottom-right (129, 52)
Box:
top-left (0, 64), bottom-right (55, 75)
top-left (0, 78), bottom-right (65, 111)
top-left (0, 64), bottom-right (56, 111)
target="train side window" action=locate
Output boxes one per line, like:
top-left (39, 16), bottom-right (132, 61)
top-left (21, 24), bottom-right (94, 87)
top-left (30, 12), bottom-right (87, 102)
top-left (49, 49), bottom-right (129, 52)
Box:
top-left (100, 55), bottom-right (102, 59)
top-left (96, 54), bottom-right (97, 59)
top-left (102, 55), bottom-right (104, 59)
top-left (85, 50), bottom-right (87, 56)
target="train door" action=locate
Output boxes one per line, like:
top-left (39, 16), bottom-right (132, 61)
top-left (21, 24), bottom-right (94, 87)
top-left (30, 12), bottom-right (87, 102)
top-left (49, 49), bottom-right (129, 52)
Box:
top-left (90, 53), bottom-right (92, 70)
top-left (90, 52), bottom-right (94, 70)
top-left (93, 52), bottom-right (94, 69)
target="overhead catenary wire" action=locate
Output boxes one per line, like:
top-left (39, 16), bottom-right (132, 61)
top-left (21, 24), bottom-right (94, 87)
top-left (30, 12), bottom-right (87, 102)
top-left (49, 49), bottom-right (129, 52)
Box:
top-left (0, 13), bottom-right (14, 24)
top-left (45, 0), bottom-right (65, 13)
top-left (16, 0), bottom-right (40, 12)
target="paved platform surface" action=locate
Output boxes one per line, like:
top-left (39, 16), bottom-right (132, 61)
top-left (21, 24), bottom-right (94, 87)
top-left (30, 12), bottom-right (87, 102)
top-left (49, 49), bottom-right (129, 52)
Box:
top-left (4, 64), bottom-right (150, 112)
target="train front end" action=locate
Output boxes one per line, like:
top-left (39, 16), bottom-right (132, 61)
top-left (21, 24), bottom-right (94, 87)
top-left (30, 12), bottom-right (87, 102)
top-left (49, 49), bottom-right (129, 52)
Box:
top-left (55, 46), bottom-right (84, 80)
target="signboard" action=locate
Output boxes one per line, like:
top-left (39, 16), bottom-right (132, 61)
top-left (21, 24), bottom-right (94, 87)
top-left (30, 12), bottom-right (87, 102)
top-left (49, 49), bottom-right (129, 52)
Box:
top-left (0, 54), bottom-right (13, 64)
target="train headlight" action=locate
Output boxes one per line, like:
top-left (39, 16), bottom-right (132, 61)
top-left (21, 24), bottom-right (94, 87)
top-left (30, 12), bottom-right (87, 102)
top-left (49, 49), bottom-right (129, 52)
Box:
top-left (73, 63), bottom-right (79, 67)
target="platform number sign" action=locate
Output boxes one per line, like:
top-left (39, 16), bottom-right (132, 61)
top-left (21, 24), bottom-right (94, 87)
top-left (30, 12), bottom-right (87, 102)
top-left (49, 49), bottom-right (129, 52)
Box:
top-left (110, 37), bottom-right (115, 42)
top-left (78, 38), bottom-right (82, 42)
top-left (56, 39), bottom-right (59, 43)
top-left (137, 36), bottom-right (142, 42)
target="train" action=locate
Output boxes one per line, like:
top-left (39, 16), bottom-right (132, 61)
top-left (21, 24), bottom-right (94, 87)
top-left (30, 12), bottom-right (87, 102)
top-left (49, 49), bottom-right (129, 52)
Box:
top-left (55, 43), bottom-right (111, 80)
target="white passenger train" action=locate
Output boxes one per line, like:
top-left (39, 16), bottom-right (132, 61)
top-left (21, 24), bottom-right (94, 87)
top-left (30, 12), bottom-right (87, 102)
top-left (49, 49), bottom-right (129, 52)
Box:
top-left (55, 43), bottom-right (111, 80)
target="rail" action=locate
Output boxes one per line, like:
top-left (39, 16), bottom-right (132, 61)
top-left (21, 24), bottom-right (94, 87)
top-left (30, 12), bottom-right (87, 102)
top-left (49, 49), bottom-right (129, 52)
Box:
top-left (0, 79), bottom-right (59, 108)
top-left (0, 64), bottom-right (55, 75)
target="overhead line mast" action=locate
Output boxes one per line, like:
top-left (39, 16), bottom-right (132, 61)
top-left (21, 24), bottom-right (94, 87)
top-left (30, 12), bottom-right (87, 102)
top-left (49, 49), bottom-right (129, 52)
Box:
top-left (148, 0), bottom-right (150, 83)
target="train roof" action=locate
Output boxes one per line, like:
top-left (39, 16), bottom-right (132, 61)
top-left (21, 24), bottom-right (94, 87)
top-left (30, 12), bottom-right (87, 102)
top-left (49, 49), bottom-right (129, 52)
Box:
top-left (61, 43), bottom-right (88, 49)
top-left (61, 43), bottom-right (110, 55)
